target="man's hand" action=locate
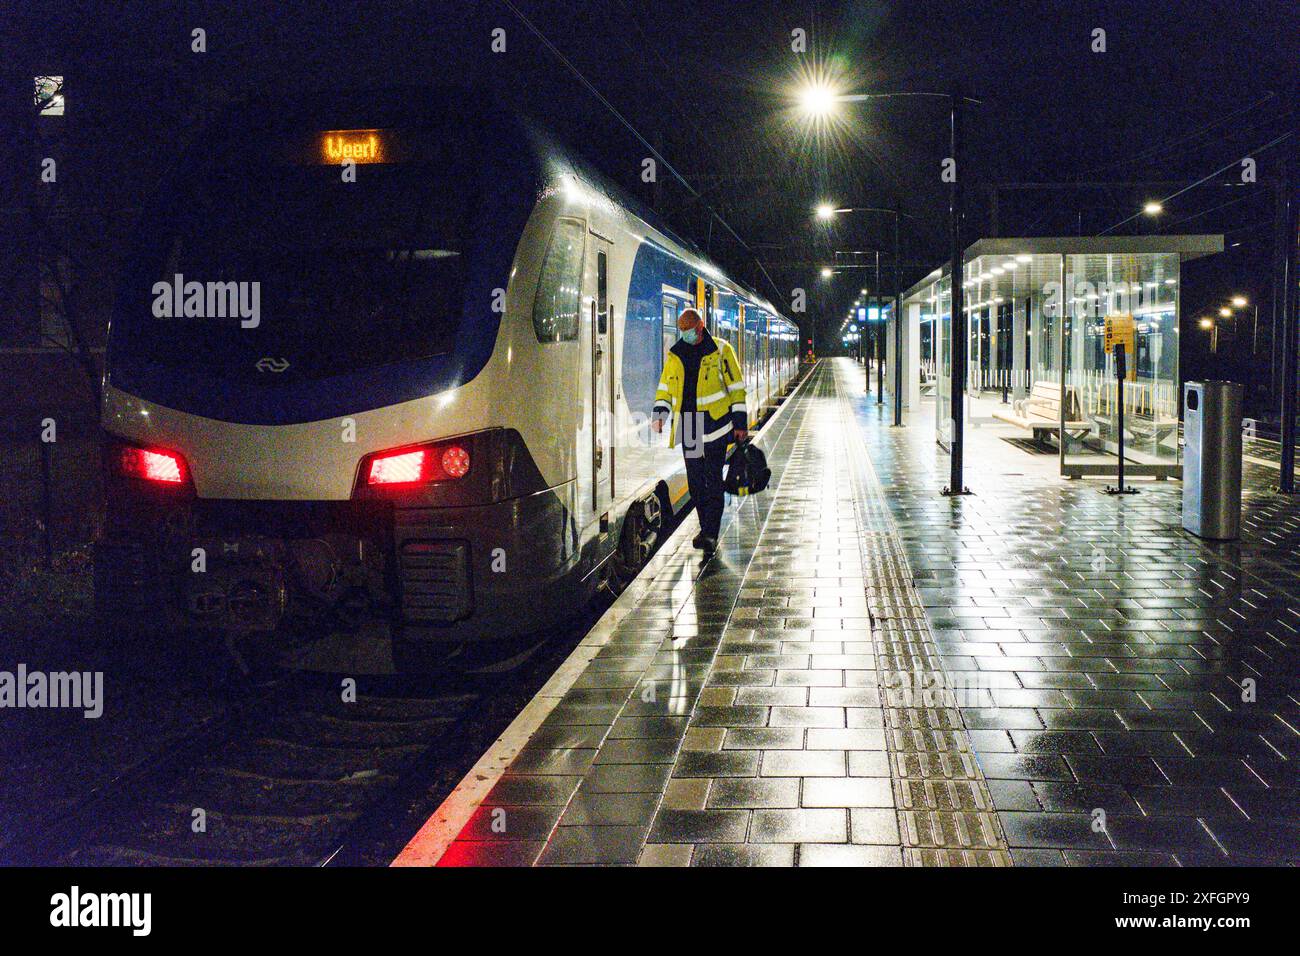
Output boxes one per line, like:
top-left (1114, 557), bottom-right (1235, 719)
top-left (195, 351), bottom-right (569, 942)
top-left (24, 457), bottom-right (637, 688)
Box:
top-left (651, 419), bottom-right (663, 433)
top-left (734, 429), bottom-right (748, 443)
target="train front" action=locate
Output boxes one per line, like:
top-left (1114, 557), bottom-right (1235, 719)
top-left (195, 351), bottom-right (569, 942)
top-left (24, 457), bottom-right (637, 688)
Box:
top-left (96, 90), bottom-right (563, 649)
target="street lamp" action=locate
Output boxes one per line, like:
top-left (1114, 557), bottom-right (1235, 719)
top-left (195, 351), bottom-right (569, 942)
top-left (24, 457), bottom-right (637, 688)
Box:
top-left (1233, 296), bottom-right (1260, 354)
top-left (1211, 295), bottom-right (1260, 357)
top-left (794, 82), bottom-right (980, 493)
top-left (1199, 315), bottom-right (1222, 354)
top-left (820, 267), bottom-right (833, 279)
top-left (813, 202), bottom-right (916, 425)
top-left (1143, 201), bottom-right (1164, 215)
top-left (799, 82), bottom-right (840, 120)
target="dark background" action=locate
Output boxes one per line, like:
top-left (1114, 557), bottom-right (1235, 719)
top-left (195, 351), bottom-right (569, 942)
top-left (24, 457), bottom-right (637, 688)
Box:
top-left (4, 0), bottom-right (1298, 416)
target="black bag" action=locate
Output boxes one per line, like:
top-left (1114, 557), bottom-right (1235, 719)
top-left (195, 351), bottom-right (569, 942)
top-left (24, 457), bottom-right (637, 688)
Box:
top-left (724, 440), bottom-right (771, 497)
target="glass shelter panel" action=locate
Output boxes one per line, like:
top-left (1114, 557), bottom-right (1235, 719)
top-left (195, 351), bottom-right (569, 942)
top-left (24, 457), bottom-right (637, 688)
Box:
top-left (961, 251), bottom-right (1067, 425)
top-left (934, 274), bottom-right (953, 449)
top-left (1060, 253), bottom-right (1180, 475)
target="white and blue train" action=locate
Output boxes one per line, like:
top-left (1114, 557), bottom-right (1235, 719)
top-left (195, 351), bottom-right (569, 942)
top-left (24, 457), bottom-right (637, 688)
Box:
top-left (95, 87), bottom-right (800, 646)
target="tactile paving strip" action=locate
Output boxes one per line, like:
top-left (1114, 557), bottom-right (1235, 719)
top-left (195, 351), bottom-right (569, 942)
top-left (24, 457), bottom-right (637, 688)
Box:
top-left (832, 363), bottom-right (1014, 866)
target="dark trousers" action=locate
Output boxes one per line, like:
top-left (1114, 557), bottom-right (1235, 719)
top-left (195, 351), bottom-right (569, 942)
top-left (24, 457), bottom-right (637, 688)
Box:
top-left (683, 431), bottom-right (730, 539)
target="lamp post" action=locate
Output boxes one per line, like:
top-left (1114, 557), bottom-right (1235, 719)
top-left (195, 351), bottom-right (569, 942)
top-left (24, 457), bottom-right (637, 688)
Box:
top-left (1206, 297), bottom-right (1260, 358)
top-left (945, 88), bottom-right (969, 495)
top-left (797, 85), bottom-right (979, 493)
top-left (1273, 157), bottom-right (1298, 493)
top-left (1199, 315), bottom-right (1217, 355)
top-left (1227, 296), bottom-right (1260, 356)
top-left (875, 250), bottom-right (884, 405)
top-left (813, 204), bottom-right (916, 425)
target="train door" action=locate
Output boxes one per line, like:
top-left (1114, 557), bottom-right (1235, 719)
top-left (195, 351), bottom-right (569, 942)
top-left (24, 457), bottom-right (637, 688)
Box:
top-left (737, 302), bottom-right (746, 389)
top-left (764, 314), bottom-right (772, 407)
top-left (695, 278), bottom-right (714, 333)
top-left (661, 296), bottom-right (677, 366)
top-left (588, 238), bottom-right (615, 526)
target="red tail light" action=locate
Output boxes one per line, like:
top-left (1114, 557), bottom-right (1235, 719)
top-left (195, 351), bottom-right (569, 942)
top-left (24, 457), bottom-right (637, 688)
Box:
top-left (368, 449), bottom-right (428, 485)
top-left (440, 445), bottom-right (471, 479)
top-left (365, 443), bottom-right (470, 486)
top-left (117, 445), bottom-right (187, 484)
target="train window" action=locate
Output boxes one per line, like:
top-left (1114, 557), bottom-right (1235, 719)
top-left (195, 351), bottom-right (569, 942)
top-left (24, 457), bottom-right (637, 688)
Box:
top-left (131, 154), bottom-right (472, 380)
top-left (662, 299), bottom-right (676, 366)
top-left (532, 218), bottom-right (585, 343)
top-left (597, 250), bottom-right (608, 335)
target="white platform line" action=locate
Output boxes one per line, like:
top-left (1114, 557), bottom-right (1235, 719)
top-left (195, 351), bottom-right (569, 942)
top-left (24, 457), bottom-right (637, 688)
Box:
top-left (390, 364), bottom-right (817, 867)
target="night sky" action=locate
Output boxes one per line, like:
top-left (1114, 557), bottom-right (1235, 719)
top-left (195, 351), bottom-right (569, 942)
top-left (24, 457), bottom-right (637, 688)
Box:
top-left (9, 0), bottom-right (1298, 376)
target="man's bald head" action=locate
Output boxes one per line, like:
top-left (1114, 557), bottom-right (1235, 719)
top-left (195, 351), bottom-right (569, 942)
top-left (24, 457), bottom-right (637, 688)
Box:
top-left (677, 308), bottom-right (704, 332)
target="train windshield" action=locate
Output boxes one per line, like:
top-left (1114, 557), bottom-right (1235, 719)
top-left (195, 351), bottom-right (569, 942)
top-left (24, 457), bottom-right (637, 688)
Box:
top-left (133, 127), bottom-right (473, 381)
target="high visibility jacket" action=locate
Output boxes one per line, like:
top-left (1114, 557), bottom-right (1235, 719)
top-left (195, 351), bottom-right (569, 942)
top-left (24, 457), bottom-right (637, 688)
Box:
top-left (653, 335), bottom-right (747, 448)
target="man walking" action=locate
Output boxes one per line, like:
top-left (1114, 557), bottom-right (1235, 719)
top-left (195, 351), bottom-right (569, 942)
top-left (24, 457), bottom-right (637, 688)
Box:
top-left (651, 307), bottom-right (747, 553)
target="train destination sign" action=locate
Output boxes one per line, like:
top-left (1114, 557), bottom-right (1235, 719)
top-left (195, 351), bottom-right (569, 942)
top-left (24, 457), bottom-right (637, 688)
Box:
top-left (319, 129), bottom-right (386, 164)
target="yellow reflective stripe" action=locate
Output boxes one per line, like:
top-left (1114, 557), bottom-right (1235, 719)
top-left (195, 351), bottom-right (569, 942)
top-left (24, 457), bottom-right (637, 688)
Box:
top-left (696, 390), bottom-right (727, 405)
top-left (726, 381), bottom-right (745, 392)
top-left (702, 421), bottom-right (733, 442)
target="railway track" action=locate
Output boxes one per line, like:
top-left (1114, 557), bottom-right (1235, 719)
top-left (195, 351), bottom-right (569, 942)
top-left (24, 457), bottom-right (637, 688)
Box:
top-left (5, 390), bottom-right (800, 867)
top-left (6, 622), bottom-right (598, 867)
top-left (9, 507), bottom-right (697, 867)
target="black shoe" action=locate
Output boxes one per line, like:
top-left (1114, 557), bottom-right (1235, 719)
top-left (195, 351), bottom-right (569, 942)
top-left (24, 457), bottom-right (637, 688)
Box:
top-left (692, 533), bottom-right (717, 553)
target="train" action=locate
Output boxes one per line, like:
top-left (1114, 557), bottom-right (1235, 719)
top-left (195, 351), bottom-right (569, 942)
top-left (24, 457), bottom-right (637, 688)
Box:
top-left (94, 86), bottom-right (801, 652)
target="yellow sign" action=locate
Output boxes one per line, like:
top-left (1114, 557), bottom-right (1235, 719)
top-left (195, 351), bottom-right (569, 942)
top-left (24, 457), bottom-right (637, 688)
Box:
top-left (1104, 314), bottom-right (1136, 379)
top-left (320, 130), bottom-right (383, 164)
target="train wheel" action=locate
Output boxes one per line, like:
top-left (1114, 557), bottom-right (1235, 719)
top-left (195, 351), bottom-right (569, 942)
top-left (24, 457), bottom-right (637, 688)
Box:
top-left (613, 492), bottom-right (663, 586)
top-left (595, 559), bottom-right (624, 599)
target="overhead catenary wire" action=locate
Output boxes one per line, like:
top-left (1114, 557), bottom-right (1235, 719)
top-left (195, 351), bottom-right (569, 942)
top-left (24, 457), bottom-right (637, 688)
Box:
top-left (1163, 192), bottom-right (1254, 230)
top-left (497, 0), bottom-right (791, 313)
top-left (1078, 91), bottom-right (1280, 176)
top-left (1097, 128), bottom-right (1295, 236)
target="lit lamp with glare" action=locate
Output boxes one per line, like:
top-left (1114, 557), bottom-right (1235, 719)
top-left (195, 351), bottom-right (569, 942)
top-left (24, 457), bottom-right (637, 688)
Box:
top-left (1199, 315), bottom-right (1220, 355)
top-left (1231, 296), bottom-right (1260, 355)
top-left (793, 78), bottom-right (975, 454)
top-left (799, 83), bottom-right (840, 120)
top-left (1213, 295), bottom-right (1260, 357)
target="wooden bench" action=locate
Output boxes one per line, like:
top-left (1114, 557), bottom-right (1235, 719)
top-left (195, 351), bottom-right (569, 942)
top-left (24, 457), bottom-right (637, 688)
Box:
top-left (992, 380), bottom-right (1092, 444)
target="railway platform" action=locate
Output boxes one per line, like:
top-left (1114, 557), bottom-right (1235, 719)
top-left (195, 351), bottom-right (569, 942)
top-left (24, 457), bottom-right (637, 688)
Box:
top-left (394, 358), bottom-right (1300, 867)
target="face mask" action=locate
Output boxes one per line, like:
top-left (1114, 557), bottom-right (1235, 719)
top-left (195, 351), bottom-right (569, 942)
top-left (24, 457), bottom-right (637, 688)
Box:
top-left (680, 327), bottom-right (699, 345)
